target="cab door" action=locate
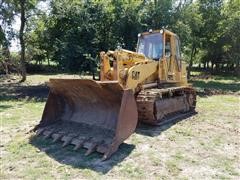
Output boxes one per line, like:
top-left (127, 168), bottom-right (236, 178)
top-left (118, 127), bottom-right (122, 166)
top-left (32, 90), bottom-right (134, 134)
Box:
top-left (174, 35), bottom-right (183, 83)
top-left (165, 33), bottom-right (176, 81)
top-left (158, 31), bottom-right (183, 84)
top-left (175, 36), bottom-right (182, 72)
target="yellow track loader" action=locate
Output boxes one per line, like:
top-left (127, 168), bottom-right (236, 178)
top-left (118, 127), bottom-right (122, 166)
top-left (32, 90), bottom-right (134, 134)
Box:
top-left (34, 29), bottom-right (196, 160)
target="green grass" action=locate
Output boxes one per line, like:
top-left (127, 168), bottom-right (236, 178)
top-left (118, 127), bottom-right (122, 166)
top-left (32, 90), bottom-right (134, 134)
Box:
top-left (0, 73), bottom-right (240, 179)
top-left (191, 74), bottom-right (240, 93)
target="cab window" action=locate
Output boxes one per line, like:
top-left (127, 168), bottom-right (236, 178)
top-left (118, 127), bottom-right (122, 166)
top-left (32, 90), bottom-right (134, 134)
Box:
top-left (137, 33), bottom-right (163, 60)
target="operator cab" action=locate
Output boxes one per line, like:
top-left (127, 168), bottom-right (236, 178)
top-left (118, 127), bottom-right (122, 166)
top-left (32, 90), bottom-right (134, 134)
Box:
top-left (136, 29), bottom-right (181, 63)
top-left (137, 31), bottom-right (163, 60)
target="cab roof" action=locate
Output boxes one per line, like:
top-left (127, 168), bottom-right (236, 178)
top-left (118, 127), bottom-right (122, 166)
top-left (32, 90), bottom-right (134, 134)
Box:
top-left (139, 29), bottom-right (177, 37)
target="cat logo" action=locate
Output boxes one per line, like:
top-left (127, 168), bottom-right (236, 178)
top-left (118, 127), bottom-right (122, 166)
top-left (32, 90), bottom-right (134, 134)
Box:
top-left (132, 71), bottom-right (140, 80)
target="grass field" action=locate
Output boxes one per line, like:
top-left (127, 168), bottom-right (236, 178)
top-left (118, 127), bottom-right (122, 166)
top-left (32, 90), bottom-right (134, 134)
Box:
top-left (0, 74), bottom-right (239, 179)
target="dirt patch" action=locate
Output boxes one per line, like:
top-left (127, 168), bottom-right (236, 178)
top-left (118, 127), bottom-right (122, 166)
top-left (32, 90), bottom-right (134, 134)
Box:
top-left (0, 75), bottom-right (48, 102)
top-left (1, 74), bottom-right (240, 179)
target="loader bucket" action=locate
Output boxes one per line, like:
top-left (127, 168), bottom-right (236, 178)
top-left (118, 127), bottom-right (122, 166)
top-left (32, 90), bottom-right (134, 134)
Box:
top-left (34, 79), bottom-right (138, 160)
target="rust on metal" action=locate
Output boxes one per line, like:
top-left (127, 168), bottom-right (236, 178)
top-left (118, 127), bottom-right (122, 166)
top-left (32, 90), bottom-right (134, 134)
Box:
top-left (33, 29), bottom-right (198, 161)
top-left (136, 87), bottom-right (196, 125)
top-left (34, 79), bottom-right (138, 160)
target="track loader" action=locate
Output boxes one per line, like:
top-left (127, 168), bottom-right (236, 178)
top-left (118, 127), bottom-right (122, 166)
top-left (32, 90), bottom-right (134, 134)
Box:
top-left (34, 29), bottom-right (196, 160)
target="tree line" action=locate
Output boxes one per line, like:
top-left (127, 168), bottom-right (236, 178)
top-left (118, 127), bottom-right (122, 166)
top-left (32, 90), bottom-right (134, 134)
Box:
top-left (0, 0), bottom-right (239, 81)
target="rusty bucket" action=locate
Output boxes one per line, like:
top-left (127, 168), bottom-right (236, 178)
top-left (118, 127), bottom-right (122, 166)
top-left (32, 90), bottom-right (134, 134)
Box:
top-left (34, 79), bottom-right (138, 160)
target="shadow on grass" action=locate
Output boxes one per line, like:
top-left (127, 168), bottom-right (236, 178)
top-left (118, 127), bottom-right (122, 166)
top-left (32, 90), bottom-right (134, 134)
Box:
top-left (213, 76), bottom-right (240, 82)
top-left (0, 83), bottom-right (48, 102)
top-left (27, 113), bottom-right (198, 174)
top-left (192, 80), bottom-right (240, 92)
top-left (0, 105), bottom-right (13, 112)
top-left (29, 136), bottom-right (135, 174)
top-left (136, 112), bottom-right (197, 137)
top-left (29, 112), bottom-right (197, 173)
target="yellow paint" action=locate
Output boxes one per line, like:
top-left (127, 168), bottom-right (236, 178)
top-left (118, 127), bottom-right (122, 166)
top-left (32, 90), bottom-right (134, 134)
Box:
top-left (100, 29), bottom-right (190, 91)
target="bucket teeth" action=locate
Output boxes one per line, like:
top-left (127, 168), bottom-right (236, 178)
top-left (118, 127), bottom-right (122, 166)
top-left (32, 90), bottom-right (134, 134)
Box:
top-left (43, 129), bottom-right (55, 139)
top-left (85, 141), bottom-right (101, 156)
top-left (62, 139), bottom-right (71, 147)
top-left (102, 153), bottom-right (109, 161)
top-left (71, 138), bottom-right (87, 151)
top-left (102, 149), bottom-right (113, 161)
top-left (34, 122), bottom-right (119, 160)
top-left (36, 128), bottom-right (46, 136)
top-left (51, 133), bottom-right (62, 142)
top-left (62, 134), bottom-right (77, 147)
top-left (85, 140), bottom-right (103, 156)
top-left (101, 140), bottom-right (118, 161)
top-left (97, 144), bottom-right (109, 154)
top-left (73, 143), bottom-right (83, 151)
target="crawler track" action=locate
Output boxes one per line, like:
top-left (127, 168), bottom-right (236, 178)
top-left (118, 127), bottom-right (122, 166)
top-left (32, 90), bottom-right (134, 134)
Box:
top-left (136, 87), bottom-right (196, 125)
top-left (34, 84), bottom-right (196, 159)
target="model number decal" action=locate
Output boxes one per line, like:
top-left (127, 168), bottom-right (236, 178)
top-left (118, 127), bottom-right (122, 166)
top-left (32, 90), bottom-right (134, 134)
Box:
top-left (132, 71), bottom-right (140, 80)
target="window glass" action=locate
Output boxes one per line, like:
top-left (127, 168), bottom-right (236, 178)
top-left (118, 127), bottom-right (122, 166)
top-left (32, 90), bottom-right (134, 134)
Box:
top-left (137, 33), bottom-right (163, 60)
top-left (165, 40), bottom-right (171, 58)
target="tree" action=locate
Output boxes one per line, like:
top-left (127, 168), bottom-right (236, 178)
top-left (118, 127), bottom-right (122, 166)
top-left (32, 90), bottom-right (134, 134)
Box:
top-left (219, 0), bottom-right (240, 75)
top-left (0, 25), bottom-right (11, 74)
top-left (22, 0), bottom-right (239, 76)
top-left (198, 0), bottom-right (224, 71)
top-left (142, 0), bottom-right (173, 29)
top-left (0, 0), bottom-right (15, 74)
top-left (26, 15), bottom-right (49, 66)
top-left (111, 0), bottom-right (144, 50)
top-left (35, 0), bottom-right (144, 73)
top-left (19, 0), bottom-right (27, 82)
top-left (1, 0), bottom-right (40, 81)
top-left (44, 0), bottom-right (102, 72)
top-left (171, 2), bottom-right (203, 78)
